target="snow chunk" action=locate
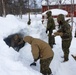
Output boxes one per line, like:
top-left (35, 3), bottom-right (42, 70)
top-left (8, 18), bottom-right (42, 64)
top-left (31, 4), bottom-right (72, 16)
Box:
top-left (42, 8), bottom-right (68, 16)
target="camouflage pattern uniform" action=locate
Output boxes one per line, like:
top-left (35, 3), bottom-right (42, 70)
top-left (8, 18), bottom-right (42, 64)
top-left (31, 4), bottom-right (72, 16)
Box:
top-left (23, 36), bottom-right (54, 75)
top-left (46, 11), bottom-right (55, 48)
top-left (56, 14), bottom-right (72, 61)
top-left (40, 57), bottom-right (53, 75)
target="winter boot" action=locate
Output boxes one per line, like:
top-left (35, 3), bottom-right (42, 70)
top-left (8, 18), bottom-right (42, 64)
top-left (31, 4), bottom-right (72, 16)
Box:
top-left (63, 58), bottom-right (69, 62)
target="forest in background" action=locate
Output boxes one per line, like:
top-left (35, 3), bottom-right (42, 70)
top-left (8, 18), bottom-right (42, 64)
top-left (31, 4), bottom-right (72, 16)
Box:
top-left (0, 0), bottom-right (42, 17)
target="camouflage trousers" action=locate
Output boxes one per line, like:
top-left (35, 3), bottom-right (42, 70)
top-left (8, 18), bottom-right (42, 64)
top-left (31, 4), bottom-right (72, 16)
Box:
top-left (48, 34), bottom-right (55, 48)
top-left (40, 57), bottom-right (53, 75)
top-left (62, 38), bottom-right (72, 61)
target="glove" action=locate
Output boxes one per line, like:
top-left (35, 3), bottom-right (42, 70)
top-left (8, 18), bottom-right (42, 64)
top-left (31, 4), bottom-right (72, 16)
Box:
top-left (59, 32), bottom-right (63, 36)
top-left (46, 30), bottom-right (47, 33)
top-left (30, 62), bottom-right (36, 66)
top-left (54, 32), bottom-right (63, 36)
top-left (54, 32), bottom-right (58, 36)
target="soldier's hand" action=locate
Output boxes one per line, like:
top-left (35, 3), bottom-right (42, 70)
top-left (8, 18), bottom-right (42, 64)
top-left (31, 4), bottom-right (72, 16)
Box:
top-left (54, 32), bottom-right (63, 36)
top-left (30, 62), bottom-right (36, 66)
top-left (46, 30), bottom-right (47, 33)
top-left (59, 32), bottom-right (63, 36)
top-left (54, 32), bottom-right (59, 36)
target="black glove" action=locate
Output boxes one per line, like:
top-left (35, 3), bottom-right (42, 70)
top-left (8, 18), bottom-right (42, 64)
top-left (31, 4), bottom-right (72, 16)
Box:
top-left (46, 30), bottom-right (47, 33)
top-left (30, 62), bottom-right (36, 66)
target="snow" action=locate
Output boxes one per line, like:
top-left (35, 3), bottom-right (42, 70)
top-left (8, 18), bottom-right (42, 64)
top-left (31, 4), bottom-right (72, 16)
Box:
top-left (42, 0), bottom-right (47, 6)
top-left (0, 13), bottom-right (76, 75)
top-left (42, 8), bottom-right (68, 16)
top-left (42, 0), bottom-right (76, 5)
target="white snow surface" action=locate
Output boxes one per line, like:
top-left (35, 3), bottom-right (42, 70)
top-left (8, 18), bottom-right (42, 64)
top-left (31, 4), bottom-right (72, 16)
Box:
top-left (42, 0), bottom-right (76, 5)
top-left (0, 14), bottom-right (76, 75)
top-left (42, 9), bottom-right (68, 16)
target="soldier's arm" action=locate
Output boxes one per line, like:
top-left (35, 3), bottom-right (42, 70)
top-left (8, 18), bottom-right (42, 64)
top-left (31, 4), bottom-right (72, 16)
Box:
top-left (46, 17), bottom-right (52, 30)
top-left (18, 39), bottom-right (24, 45)
top-left (31, 44), bottom-right (39, 62)
top-left (17, 35), bottom-right (24, 45)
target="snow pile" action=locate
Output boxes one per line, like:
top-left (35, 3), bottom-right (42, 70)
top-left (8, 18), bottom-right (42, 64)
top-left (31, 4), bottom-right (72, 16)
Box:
top-left (42, 9), bottom-right (68, 16)
top-left (0, 14), bottom-right (76, 75)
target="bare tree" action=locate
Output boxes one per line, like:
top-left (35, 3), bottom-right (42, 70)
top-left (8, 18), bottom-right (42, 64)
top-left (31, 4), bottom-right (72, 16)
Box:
top-left (27, 0), bottom-right (31, 25)
top-left (18, 0), bottom-right (23, 18)
top-left (2, 0), bottom-right (6, 17)
top-left (0, 0), bottom-right (39, 17)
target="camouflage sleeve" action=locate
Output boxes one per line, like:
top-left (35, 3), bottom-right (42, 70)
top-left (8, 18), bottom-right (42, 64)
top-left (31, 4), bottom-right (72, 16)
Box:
top-left (57, 23), bottom-right (72, 38)
top-left (31, 44), bottom-right (39, 61)
top-left (61, 24), bottom-right (71, 38)
top-left (46, 17), bottom-right (55, 30)
top-left (46, 20), bottom-right (51, 30)
top-left (57, 28), bottom-right (62, 32)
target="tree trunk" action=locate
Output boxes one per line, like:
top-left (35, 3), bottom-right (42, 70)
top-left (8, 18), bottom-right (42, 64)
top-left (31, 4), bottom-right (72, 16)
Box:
top-left (2, 0), bottom-right (6, 17)
top-left (19, 6), bottom-right (22, 19)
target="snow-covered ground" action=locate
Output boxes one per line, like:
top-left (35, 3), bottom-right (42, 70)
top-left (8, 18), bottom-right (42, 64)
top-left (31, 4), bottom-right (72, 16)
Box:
top-left (0, 14), bottom-right (76, 75)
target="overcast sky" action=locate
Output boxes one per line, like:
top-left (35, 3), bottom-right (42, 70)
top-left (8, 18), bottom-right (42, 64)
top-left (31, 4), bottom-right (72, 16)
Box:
top-left (36, 0), bottom-right (42, 8)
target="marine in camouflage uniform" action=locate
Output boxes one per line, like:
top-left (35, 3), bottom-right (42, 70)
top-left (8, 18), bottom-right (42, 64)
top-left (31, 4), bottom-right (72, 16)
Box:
top-left (23, 36), bottom-right (54, 75)
top-left (46, 11), bottom-right (55, 48)
top-left (54, 14), bottom-right (72, 62)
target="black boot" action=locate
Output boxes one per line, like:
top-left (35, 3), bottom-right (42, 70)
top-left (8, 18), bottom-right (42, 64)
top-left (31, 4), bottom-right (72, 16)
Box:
top-left (63, 58), bottom-right (69, 62)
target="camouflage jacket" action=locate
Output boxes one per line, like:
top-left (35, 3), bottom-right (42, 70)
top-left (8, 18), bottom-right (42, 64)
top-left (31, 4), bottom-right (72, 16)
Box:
top-left (57, 22), bottom-right (72, 40)
top-left (46, 16), bottom-right (55, 31)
